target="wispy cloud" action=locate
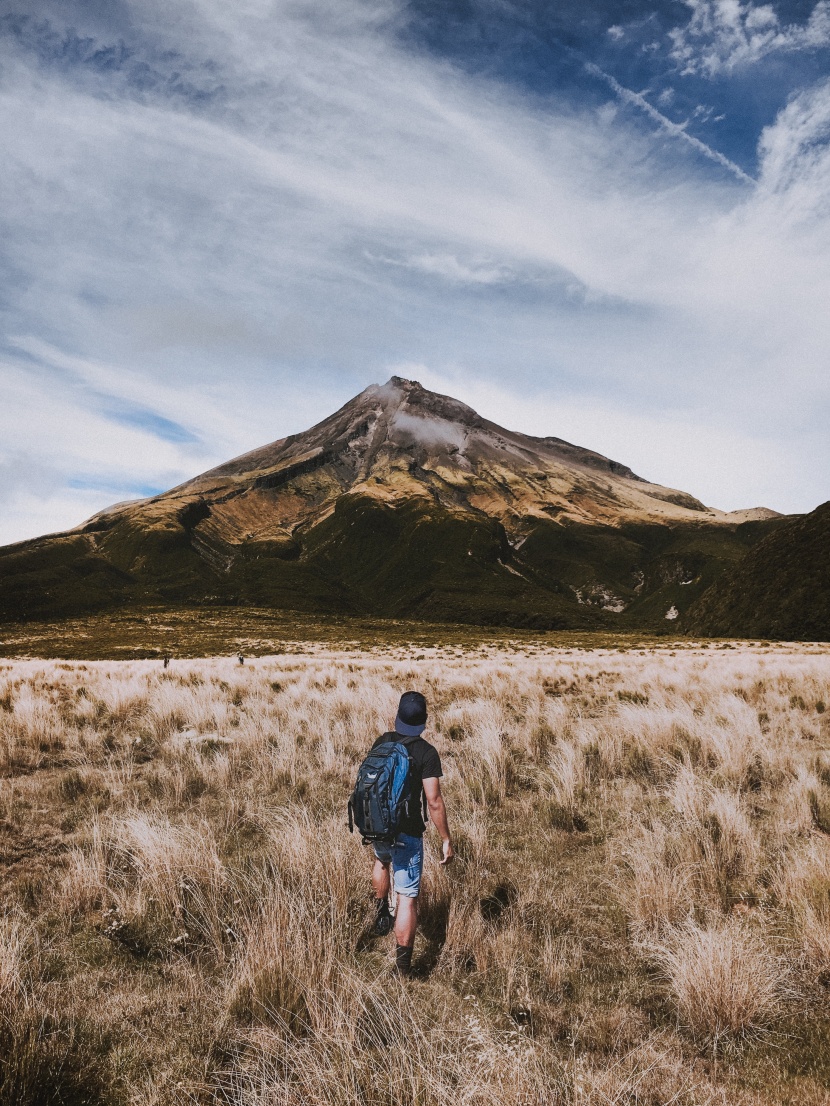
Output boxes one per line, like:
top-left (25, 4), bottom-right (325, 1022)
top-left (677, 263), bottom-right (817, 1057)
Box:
top-left (366, 250), bottom-right (514, 285)
top-left (670, 0), bottom-right (830, 76)
top-left (758, 76), bottom-right (830, 196)
top-left (0, 0), bottom-right (829, 541)
top-left (0, 354), bottom-right (198, 544)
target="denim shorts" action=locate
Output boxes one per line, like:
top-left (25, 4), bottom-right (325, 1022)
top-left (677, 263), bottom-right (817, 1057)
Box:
top-left (372, 833), bottom-right (424, 898)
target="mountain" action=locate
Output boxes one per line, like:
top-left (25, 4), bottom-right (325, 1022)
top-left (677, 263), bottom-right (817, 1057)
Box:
top-left (686, 501), bottom-right (830, 640)
top-left (0, 377), bottom-right (789, 631)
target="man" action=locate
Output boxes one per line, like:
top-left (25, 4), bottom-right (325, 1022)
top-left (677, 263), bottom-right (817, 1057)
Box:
top-left (371, 690), bottom-right (454, 976)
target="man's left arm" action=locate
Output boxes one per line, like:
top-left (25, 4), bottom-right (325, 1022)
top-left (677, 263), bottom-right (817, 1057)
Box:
top-left (423, 776), bottom-right (454, 864)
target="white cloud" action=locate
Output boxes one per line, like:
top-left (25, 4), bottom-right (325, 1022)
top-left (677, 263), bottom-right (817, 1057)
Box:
top-left (389, 410), bottom-right (468, 451)
top-left (367, 251), bottom-right (513, 285)
top-left (0, 355), bottom-right (193, 545)
top-left (670, 0), bottom-right (830, 76)
top-left (757, 77), bottom-right (830, 196)
top-left (0, 490), bottom-right (117, 549)
top-left (0, 341), bottom-right (344, 543)
top-left (0, 0), bottom-right (828, 541)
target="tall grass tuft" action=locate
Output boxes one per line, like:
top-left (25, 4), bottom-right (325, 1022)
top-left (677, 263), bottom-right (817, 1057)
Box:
top-left (652, 919), bottom-right (787, 1050)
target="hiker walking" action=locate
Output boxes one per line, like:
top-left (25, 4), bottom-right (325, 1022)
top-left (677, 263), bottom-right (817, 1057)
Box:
top-left (349, 691), bottom-right (453, 976)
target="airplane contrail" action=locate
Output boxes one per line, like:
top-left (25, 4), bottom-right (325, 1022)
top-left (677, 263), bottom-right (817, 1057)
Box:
top-left (585, 62), bottom-right (756, 185)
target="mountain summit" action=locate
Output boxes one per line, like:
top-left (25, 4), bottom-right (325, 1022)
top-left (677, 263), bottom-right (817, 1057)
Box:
top-left (0, 378), bottom-right (786, 630)
top-left (91, 375), bottom-right (748, 549)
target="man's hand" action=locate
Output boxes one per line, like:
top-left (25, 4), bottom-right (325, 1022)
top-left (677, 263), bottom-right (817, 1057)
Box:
top-left (440, 838), bottom-right (454, 865)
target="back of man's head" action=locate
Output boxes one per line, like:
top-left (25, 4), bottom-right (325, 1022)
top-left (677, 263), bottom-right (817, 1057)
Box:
top-left (395, 690), bottom-right (427, 737)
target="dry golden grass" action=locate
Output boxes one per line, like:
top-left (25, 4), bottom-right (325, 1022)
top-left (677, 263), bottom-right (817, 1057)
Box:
top-left (651, 918), bottom-right (788, 1049)
top-left (0, 641), bottom-right (829, 1103)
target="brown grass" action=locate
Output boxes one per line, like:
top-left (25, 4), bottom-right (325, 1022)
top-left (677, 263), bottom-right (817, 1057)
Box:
top-left (651, 918), bottom-right (788, 1051)
top-left (0, 641), bottom-right (829, 1103)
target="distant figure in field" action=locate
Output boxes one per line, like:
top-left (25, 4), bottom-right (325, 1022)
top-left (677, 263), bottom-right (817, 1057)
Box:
top-left (238, 654), bottom-right (244, 665)
top-left (163, 655), bottom-right (170, 669)
top-left (349, 691), bottom-right (454, 976)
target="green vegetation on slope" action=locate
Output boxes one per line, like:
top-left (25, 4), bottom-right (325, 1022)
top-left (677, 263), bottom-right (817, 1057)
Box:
top-left (688, 501), bottom-right (830, 640)
top-left (0, 495), bottom-right (786, 634)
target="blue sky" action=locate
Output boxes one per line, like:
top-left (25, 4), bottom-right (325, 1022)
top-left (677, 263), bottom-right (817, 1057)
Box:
top-left (1, 0), bottom-right (830, 543)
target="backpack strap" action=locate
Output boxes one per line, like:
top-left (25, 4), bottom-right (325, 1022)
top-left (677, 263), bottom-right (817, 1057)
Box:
top-left (397, 734), bottom-right (430, 826)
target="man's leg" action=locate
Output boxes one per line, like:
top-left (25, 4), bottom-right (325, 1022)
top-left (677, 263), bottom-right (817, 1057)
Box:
top-left (389, 835), bottom-right (424, 975)
top-left (393, 895), bottom-right (418, 974)
top-left (394, 894), bottom-right (418, 947)
top-left (371, 851), bottom-right (393, 935)
top-left (372, 857), bottom-right (390, 901)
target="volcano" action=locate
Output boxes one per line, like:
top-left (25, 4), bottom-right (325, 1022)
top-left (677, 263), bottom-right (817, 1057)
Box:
top-left (0, 377), bottom-right (786, 630)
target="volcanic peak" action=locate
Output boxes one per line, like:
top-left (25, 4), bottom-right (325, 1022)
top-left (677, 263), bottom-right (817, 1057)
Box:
top-left (0, 374), bottom-right (791, 633)
top-left (202, 375), bottom-right (628, 489)
top-left (73, 375), bottom-right (746, 558)
top-left (102, 376), bottom-right (734, 564)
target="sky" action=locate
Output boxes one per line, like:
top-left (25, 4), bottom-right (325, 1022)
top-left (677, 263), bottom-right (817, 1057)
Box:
top-left (2, 0), bottom-right (830, 544)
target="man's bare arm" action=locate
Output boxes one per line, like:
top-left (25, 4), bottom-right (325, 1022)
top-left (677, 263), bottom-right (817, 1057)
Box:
top-left (423, 776), bottom-right (454, 864)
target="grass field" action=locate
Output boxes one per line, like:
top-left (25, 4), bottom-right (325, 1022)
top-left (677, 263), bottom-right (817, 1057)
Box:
top-left (2, 637), bottom-right (830, 1104)
top-left (0, 606), bottom-right (683, 660)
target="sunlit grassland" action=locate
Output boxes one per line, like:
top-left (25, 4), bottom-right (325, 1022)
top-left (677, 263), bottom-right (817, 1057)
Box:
top-left (0, 605), bottom-right (713, 660)
top-left (1, 641), bottom-right (830, 1104)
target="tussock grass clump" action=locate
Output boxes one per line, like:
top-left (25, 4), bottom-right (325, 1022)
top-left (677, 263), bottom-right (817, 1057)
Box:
top-left (616, 821), bottom-right (694, 939)
top-left (652, 919), bottom-right (787, 1050)
top-left (0, 908), bottom-right (32, 1004)
top-left (0, 909), bottom-right (107, 1106)
top-left (221, 977), bottom-right (567, 1106)
top-left (1, 643), bottom-right (829, 1102)
top-left (105, 813), bottom-right (231, 956)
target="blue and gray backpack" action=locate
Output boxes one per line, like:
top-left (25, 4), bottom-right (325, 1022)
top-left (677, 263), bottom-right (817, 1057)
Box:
top-left (348, 733), bottom-right (424, 843)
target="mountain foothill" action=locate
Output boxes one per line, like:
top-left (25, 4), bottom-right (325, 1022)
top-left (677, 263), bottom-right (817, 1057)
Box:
top-left (0, 377), bottom-right (825, 639)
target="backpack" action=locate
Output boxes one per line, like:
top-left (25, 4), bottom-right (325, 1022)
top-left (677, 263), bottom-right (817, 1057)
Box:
top-left (347, 733), bottom-right (426, 843)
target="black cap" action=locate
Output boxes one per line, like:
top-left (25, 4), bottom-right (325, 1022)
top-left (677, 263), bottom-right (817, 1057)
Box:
top-left (395, 690), bottom-right (427, 736)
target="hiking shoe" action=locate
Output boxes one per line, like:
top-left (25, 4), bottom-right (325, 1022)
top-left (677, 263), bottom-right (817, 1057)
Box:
top-left (394, 943), bottom-right (413, 976)
top-left (373, 900), bottom-right (393, 937)
top-left (374, 911), bottom-right (393, 936)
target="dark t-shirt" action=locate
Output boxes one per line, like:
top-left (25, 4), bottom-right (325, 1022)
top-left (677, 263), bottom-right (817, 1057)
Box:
top-left (371, 732), bottom-right (442, 838)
